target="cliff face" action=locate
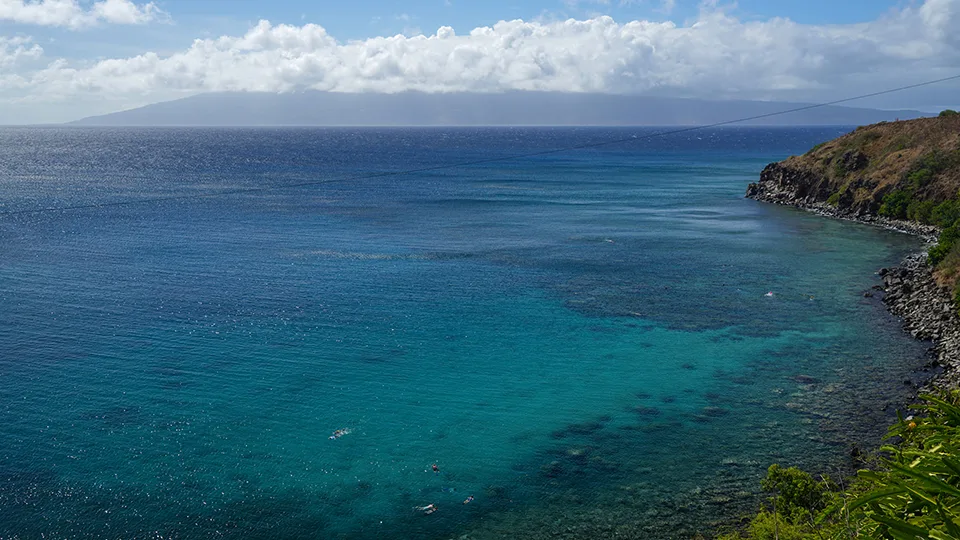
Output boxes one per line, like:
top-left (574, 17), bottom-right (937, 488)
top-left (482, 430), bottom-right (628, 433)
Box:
top-left (746, 162), bottom-right (840, 208)
top-left (746, 115), bottom-right (960, 217)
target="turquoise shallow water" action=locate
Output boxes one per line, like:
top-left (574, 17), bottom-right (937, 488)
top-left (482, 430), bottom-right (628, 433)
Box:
top-left (0, 127), bottom-right (933, 538)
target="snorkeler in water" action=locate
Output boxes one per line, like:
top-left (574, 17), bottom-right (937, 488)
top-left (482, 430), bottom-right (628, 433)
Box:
top-left (431, 463), bottom-right (440, 473)
top-left (463, 495), bottom-right (474, 505)
top-left (415, 504), bottom-right (437, 515)
top-left (329, 428), bottom-right (351, 440)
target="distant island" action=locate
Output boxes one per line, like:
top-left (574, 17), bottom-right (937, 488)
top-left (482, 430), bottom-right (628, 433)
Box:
top-left (67, 91), bottom-right (927, 127)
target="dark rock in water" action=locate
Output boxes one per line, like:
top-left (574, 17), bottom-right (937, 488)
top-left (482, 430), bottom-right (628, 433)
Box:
top-left (355, 481), bottom-right (373, 493)
top-left (702, 407), bottom-right (730, 417)
top-left (628, 406), bottom-right (662, 417)
top-left (850, 444), bottom-right (865, 465)
top-left (553, 420), bottom-right (605, 439)
top-left (864, 292), bottom-right (874, 298)
top-left (794, 375), bottom-right (819, 384)
top-left (484, 485), bottom-right (509, 500)
top-left (541, 460), bottom-right (564, 478)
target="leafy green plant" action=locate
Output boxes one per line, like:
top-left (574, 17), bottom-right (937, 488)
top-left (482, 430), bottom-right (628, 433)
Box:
top-left (834, 159), bottom-right (850, 178)
top-left (762, 465), bottom-right (834, 525)
top-left (849, 392), bottom-right (960, 539)
top-left (906, 200), bottom-right (935, 224)
top-left (718, 510), bottom-right (811, 540)
top-left (879, 190), bottom-right (914, 219)
top-left (930, 223), bottom-right (960, 266)
top-left (940, 110), bottom-right (959, 117)
top-left (932, 200), bottom-right (960, 229)
top-left (906, 149), bottom-right (960, 190)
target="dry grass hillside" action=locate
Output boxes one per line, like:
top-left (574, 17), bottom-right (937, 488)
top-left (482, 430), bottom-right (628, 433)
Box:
top-left (784, 113), bottom-right (960, 214)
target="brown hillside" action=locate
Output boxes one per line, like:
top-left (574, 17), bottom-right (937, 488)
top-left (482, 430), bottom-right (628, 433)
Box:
top-left (775, 115), bottom-right (960, 214)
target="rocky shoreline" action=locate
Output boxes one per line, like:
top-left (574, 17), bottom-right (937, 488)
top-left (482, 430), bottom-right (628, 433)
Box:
top-left (747, 168), bottom-right (960, 390)
top-left (880, 255), bottom-right (960, 390)
top-left (746, 162), bottom-right (941, 242)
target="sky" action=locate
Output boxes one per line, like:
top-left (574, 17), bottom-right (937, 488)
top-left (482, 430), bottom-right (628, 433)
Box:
top-left (0, 0), bottom-right (958, 124)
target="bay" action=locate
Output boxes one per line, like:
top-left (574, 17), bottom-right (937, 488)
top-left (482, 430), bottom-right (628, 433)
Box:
top-left (0, 127), bottom-right (931, 538)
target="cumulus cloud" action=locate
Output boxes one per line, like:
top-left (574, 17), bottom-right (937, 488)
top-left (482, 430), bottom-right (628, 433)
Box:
top-left (0, 0), bottom-right (162, 28)
top-left (0, 36), bottom-right (42, 67)
top-left (3, 0), bottom-right (960, 115)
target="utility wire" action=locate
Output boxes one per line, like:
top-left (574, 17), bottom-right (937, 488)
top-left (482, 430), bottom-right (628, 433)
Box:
top-left (2, 73), bottom-right (959, 218)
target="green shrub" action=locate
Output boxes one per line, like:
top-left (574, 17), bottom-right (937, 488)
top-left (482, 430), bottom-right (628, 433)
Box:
top-left (826, 192), bottom-right (841, 206)
top-left (932, 199), bottom-right (960, 228)
top-left (887, 135), bottom-right (913, 152)
top-left (906, 149), bottom-right (959, 190)
top-left (930, 242), bottom-right (953, 266)
top-left (761, 465), bottom-right (832, 524)
top-left (879, 189), bottom-right (913, 219)
top-left (940, 109), bottom-right (959, 117)
top-left (906, 199), bottom-right (935, 223)
top-left (930, 222), bottom-right (960, 265)
top-left (833, 159), bottom-right (848, 178)
top-left (717, 511), bottom-right (810, 540)
top-left (907, 167), bottom-right (935, 188)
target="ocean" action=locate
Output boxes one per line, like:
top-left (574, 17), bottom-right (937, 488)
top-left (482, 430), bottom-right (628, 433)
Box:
top-left (0, 126), bottom-right (932, 539)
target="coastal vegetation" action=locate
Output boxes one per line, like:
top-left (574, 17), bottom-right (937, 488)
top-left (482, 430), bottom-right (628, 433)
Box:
top-left (719, 392), bottom-right (960, 540)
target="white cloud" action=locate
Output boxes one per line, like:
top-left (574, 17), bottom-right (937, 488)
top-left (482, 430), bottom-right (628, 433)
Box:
top-left (0, 0), bottom-right (162, 28)
top-left (2, 0), bottom-right (960, 122)
top-left (0, 35), bottom-right (43, 67)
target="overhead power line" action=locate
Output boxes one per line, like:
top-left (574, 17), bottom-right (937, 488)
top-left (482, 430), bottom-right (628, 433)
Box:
top-left (2, 73), bottom-right (959, 218)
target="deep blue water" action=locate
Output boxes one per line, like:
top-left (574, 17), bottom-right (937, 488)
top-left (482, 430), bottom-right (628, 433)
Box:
top-left (0, 127), bottom-right (932, 538)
